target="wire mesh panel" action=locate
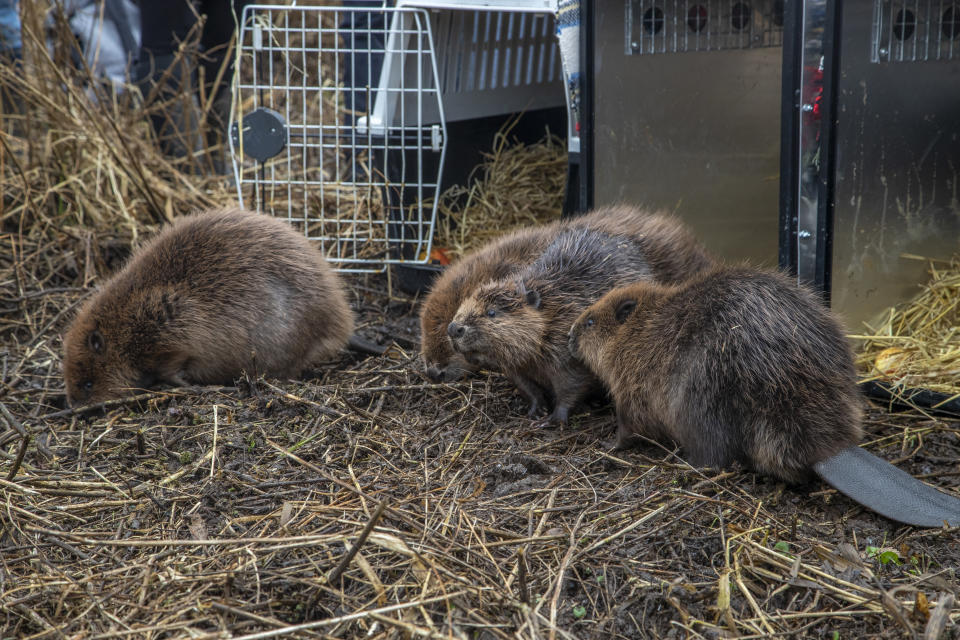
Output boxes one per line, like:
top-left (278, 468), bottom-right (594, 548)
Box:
top-left (624, 0), bottom-right (784, 55)
top-left (872, 0), bottom-right (960, 62)
top-left (230, 5), bottom-right (447, 272)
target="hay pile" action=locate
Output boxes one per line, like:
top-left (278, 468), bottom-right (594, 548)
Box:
top-left (854, 255), bottom-right (960, 402)
top-left (0, 4), bottom-right (234, 239)
top-left (435, 117), bottom-right (567, 259)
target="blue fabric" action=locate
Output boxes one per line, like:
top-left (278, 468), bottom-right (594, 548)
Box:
top-left (0, 0), bottom-right (20, 54)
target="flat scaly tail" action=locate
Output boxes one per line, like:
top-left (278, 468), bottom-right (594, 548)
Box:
top-left (814, 446), bottom-right (960, 527)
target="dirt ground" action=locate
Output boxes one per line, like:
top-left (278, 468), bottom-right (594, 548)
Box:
top-left (2, 263), bottom-right (959, 640)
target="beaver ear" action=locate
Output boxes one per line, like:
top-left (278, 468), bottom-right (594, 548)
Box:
top-left (614, 299), bottom-right (637, 324)
top-left (88, 329), bottom-right (105, 354)
top-left (524, 289), bottom-right (541, 309)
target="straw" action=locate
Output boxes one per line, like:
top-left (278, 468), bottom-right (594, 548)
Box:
top-left (434, 114), bottom-right (567, 259)
top-left (853, 255), bottom-right (960, 398)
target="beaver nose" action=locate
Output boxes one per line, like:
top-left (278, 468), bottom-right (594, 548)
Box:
top-left (447, 321), bottom-right (466, 339)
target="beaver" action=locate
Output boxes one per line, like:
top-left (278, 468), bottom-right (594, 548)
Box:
top-left (567, 267), bottom-right (960, 527)
top-left (62, 207), bottom-right (354, 406)
top-left (419, 224), bottom-right (559, 382)
top-left (420, 205), bottom-right (713, 383)
top-left (568, 266), bottom-right (862, 483)
top-left (565, 204), bottom-right (714, 285)
top-left (448, 226), bottom-right (662, 424)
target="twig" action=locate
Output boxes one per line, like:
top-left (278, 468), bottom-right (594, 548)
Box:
top-left (1, 286), bottom-right (87, 303)
top-left (41, 391), bottom-right (166, 420)
top-left (259, 381), bottom-right (343, 418)
top-left (210, 603), bottom-right (325, 638)
top-left (23, 525), bottom-right (339, 547)
top-left (326, 500), bottom-right (388, 584)
top-left (516, 547), bottom-right (529, 604)
top-left (544, 510), bottom-right (588, 640)
top-left (210, 404), bottom-right (218, 478)
top-left (0, 477), bottom-right (39, 495)
top-left (226, 590), bottom-right (471, 640)
top-left (0, 402), bottom-right (27, 436)
top-left (924, 592), bottom-right (955, 640)
top-left (5, 433), bottom-right (29, 480)
top-left (41, 386), bottom-right (237, 421)
top-left (40, 531), bottom-right (92, 561)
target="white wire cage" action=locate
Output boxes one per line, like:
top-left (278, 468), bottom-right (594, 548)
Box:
top-left (230, 2), bottom-right (573, 273)
top-left (230, 5), bottom-right (448, 272)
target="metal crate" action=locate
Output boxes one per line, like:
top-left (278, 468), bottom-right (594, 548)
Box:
top-left (872, 0), bottom-right (960, 62)
top-left (230, 5), bottom-right (447, 272)
top-left (624, 0), bottom-right (784, 55)
top-left (592, 0), bottom-right (784, 265)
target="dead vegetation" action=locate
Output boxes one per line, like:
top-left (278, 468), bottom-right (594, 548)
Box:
top-left (854, 255), bottom-right (960, 405)
top-left (435, 116), bottom-right (567, 259)
top-left (2, 4), bottom-right (960, 639)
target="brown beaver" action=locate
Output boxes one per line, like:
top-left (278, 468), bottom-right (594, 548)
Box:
top-left (419, 224), bottom-right (559, 382)
top-left (448, 218), bottom-right (709, 424)
top-left (565, 205), bottom-right (714, 284)
top-left (419, 205), bottom-right (713, 383)
top-left (568, 267), bottom-right (862, 483)
top-left (62, 208), bottom-right (354, 406)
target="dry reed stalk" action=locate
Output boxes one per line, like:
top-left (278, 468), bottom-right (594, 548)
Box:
top-left (2, 2), bottom-right (233, 242)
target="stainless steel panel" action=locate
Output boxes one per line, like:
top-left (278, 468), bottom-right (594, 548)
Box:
top-left (830, 0), bottom-right (960, 326)
top-left (594, 4), bottom-right (782, 264)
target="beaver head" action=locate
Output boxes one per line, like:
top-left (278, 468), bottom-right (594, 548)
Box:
top-left (448, 278), bottom-right (546, 372)
top-left (569, 283), bottom-right (650, 374)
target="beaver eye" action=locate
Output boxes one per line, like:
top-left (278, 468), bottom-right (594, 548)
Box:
top-left (586, 317), bottom-right (595, 328)
top-left (486, 309), bottom-right (497, 318)
top-left (84, 381), bottom-right (93, 391)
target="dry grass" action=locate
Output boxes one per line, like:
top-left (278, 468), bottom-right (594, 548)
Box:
top-left (0, 3), bottom-right (235, 240)
top-left (3, 337), bottom-right (960, 639)
top-left (2, 5), bottom-right (960, 639)
top-left (854, 255), bottom-right (960, 402)
top-left (434, 115), bottom-right (566, 259)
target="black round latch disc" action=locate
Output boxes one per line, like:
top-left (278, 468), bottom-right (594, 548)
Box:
top-left (231, 107), bottom-right (287, 162)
